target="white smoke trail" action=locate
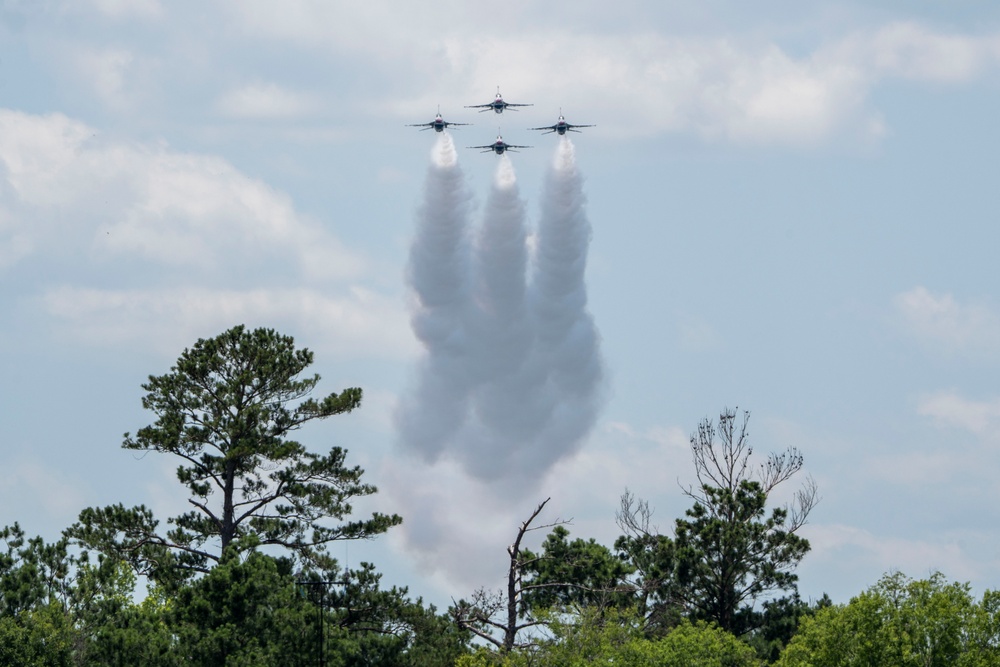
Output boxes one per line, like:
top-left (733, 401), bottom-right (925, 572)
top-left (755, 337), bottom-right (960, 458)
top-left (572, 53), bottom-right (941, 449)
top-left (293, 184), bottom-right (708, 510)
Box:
top-left (398, 134), bottom-right (604, 482)
top-left (520, 136), bottom-right (605, 472)
top-left (395, 133), bottom-right (474, 462)
top-left (390, 133), bottom-right (606, 591)
top-left (460, 155), bottom-right (537, 478)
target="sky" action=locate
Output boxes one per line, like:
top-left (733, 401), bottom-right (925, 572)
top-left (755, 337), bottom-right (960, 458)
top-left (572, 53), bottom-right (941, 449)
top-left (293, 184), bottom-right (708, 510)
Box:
top-left (3, 0), bottom-right (1000, 611)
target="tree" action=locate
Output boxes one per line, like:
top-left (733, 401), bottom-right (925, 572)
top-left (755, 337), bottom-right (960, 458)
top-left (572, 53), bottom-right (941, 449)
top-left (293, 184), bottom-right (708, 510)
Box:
top-left (0, 523), bottom-right (73, 617)
top-left (674, 408), bottom-right (817, 635)
top-left (614, 492), bottom-right (684, 635)
top-left (0, 602), bottom-right (76, 667)
top-left (0, 523), bottom-right (156, 666)
top-left (520, 526), bottom-right (634, 613)
top-left (452, 498), bottom-right (567, 653)
top-left (746, 592), bottom-right (832, 662)
top-left (457, 607), bottom-right (758, 667)
top-left (615, 408), bottom-right (818, 637)
top-left (777, 572), bottom-right (1000, 667)
top-left (68, 325), bottom-right (402, 583)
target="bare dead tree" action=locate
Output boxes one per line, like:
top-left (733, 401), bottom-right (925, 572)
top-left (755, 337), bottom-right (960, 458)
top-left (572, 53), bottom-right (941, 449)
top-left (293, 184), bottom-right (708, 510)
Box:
top-left (684, 408), bottom-right (818, 527)
top-left (614, 490), bottom-right (685, 631)
top-left (614, 409), bottom-right (821, 635)
top-left (615, 489), bottom-right (657, 539)
top-left (451, 498), bottom-right (571, 654)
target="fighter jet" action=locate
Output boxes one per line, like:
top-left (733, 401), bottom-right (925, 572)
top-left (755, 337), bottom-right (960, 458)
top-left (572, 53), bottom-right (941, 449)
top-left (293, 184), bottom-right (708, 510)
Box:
top-left (529, 111), bottom-right (594, 135)
top-left (467, 132), bottom-right (531, 155)
top-left (465, 87), bottom-right (532, 114)
top-left (407, 107), bottom-right (470, 132)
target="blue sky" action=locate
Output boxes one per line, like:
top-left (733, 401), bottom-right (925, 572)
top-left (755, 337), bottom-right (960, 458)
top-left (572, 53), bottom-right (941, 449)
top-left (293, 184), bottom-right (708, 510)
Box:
top-left (3, 0), bottom-right (1000, 608)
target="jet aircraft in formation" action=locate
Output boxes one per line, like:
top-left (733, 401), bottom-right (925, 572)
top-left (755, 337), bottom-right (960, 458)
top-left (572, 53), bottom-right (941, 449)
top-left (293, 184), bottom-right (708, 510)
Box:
top-left (409, 90), bottom-right (592, 155)
top-left (467, 133), bottom-right (531, 155)
top-left (529, 111), bottom-right (594, 135)
top-left (465, 87), bottom-right (533, 114)
top-left (407, 107), bottom-right (470, 132)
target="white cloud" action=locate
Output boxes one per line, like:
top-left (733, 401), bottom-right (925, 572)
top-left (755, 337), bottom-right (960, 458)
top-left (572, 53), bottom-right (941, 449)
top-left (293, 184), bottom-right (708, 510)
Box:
top-left (381, 418), bottom-right (692, 596)
top-left (41, 285), bottom-right (415, 359)
top-left (918, 391), bottom-right (1000, 436)
top-left (214, 5), bottom-right (1000, 144)
top-left (403, 31), bottom-right (876, 145)
top-left (894, 287), bottom-right (1000, 357)
top-left (869, 22), bottom-right (995, 82)
top-left (802, 522), bottom-right (985, 584)
top-left (0, 108), bottom-right (411, 360)
top-left (214, 82), bottom-right (322, 120)
top-left (0, 108), bottom-right (365, 281)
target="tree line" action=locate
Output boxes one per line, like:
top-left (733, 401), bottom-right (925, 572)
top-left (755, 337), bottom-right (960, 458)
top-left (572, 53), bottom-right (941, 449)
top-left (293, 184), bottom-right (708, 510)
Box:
top-left (1, 325), bottom-right (997, 665)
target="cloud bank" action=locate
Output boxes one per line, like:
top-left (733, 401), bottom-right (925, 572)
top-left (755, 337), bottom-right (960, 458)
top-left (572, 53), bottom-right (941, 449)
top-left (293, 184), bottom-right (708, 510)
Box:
top-left (0, 108), bottom-right (405, 358)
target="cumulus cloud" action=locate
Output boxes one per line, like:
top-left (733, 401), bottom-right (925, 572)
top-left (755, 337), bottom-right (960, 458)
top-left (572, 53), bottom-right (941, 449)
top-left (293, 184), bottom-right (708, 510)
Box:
top-left (894, 287), bottom-right (1000, 358)
top-left (0, 108), bottom-right (363, 279)
top-left (868, 22), bottom-right (995, 82)
top-left (0, 108), bottom-right (405, 359)
top-left (918, 391), bottom-right (1000, 436)
top-left (215, 4), bottom-right (1000, 144)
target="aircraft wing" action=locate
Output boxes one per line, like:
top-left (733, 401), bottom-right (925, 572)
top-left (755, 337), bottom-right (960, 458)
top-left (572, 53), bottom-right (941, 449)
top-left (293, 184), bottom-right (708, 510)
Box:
top-left (464, 103), bottom-right (493, 109)
top-left (528, 125), bottom-right (558, 132)
top-left (567, 123), bottom-right (595, 129)
top-left (466, 145), bottom-right (494, 150)
top-left (505, 144), bottom-right (532, 149)
top-left (505, 103), bottom-right (532, 108)
top-left (406, 122), bottom-right (433, 128)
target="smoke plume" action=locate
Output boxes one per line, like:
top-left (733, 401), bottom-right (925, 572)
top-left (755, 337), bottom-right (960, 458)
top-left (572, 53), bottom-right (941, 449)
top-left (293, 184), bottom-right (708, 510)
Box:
top-left (397, 134), bottom-right (604, 485)
top-left (395, 133), bottom-right (474, 461)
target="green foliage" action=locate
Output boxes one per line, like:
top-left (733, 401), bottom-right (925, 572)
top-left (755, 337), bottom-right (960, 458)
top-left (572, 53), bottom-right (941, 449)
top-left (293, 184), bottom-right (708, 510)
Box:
top-left (166, 552), bottom-right (467, 667)
top-left (0, 523), bottom-right (73, 616)
top-left (614, 521), bottom-right (682, 635)
top-left (616, 409), bottom-right (816, 638)
top-left (673, 479), bottom-right (810, 634)
top-left (67, 325), bottom-right (402, 582)
top-left (521, 526), bottom-right (635, 613)
top-left (457, 607), bottom-right (757, 667)
top-left (777, 572), bottom-right (1000, 667)
top-left (745, 593), bottom-right (831, 662)
top-left (0, 602), bottom-right (76, 667)
top-left (169, 552), bottom-right (312, 665)
top-left (1, 522), bottom-right (184, 666)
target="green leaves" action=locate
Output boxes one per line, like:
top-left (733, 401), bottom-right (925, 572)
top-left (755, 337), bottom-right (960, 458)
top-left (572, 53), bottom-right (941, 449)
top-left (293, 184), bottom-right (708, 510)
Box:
top-left (72, 325), bottom-right (401, 583)
top-left (615, 408), bottom-right (817, 642)
top-left (778, 572), bottom-right (1000, 667)
top-left (457, 609), bottom-right (758, 667)
top-left (673, 479), bottom-right (811, 634)
top-left (521, 526), bottom-right (635, 613)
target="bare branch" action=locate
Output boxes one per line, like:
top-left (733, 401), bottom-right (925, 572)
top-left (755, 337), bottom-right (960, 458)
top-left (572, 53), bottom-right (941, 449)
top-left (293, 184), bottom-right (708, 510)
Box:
top-left (787, 475), bottom-right (820, 532)
top-left (616, 489), bottom-right (657, 538)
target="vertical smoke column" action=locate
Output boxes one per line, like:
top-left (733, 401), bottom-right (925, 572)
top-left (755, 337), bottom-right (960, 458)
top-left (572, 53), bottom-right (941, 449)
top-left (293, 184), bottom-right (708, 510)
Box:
top-left (520, 136), bottom-right (605, 473)
top-left (396, 133), bottom-right (474, 461)
top-left (462, 155), bottom-right (534, 476)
